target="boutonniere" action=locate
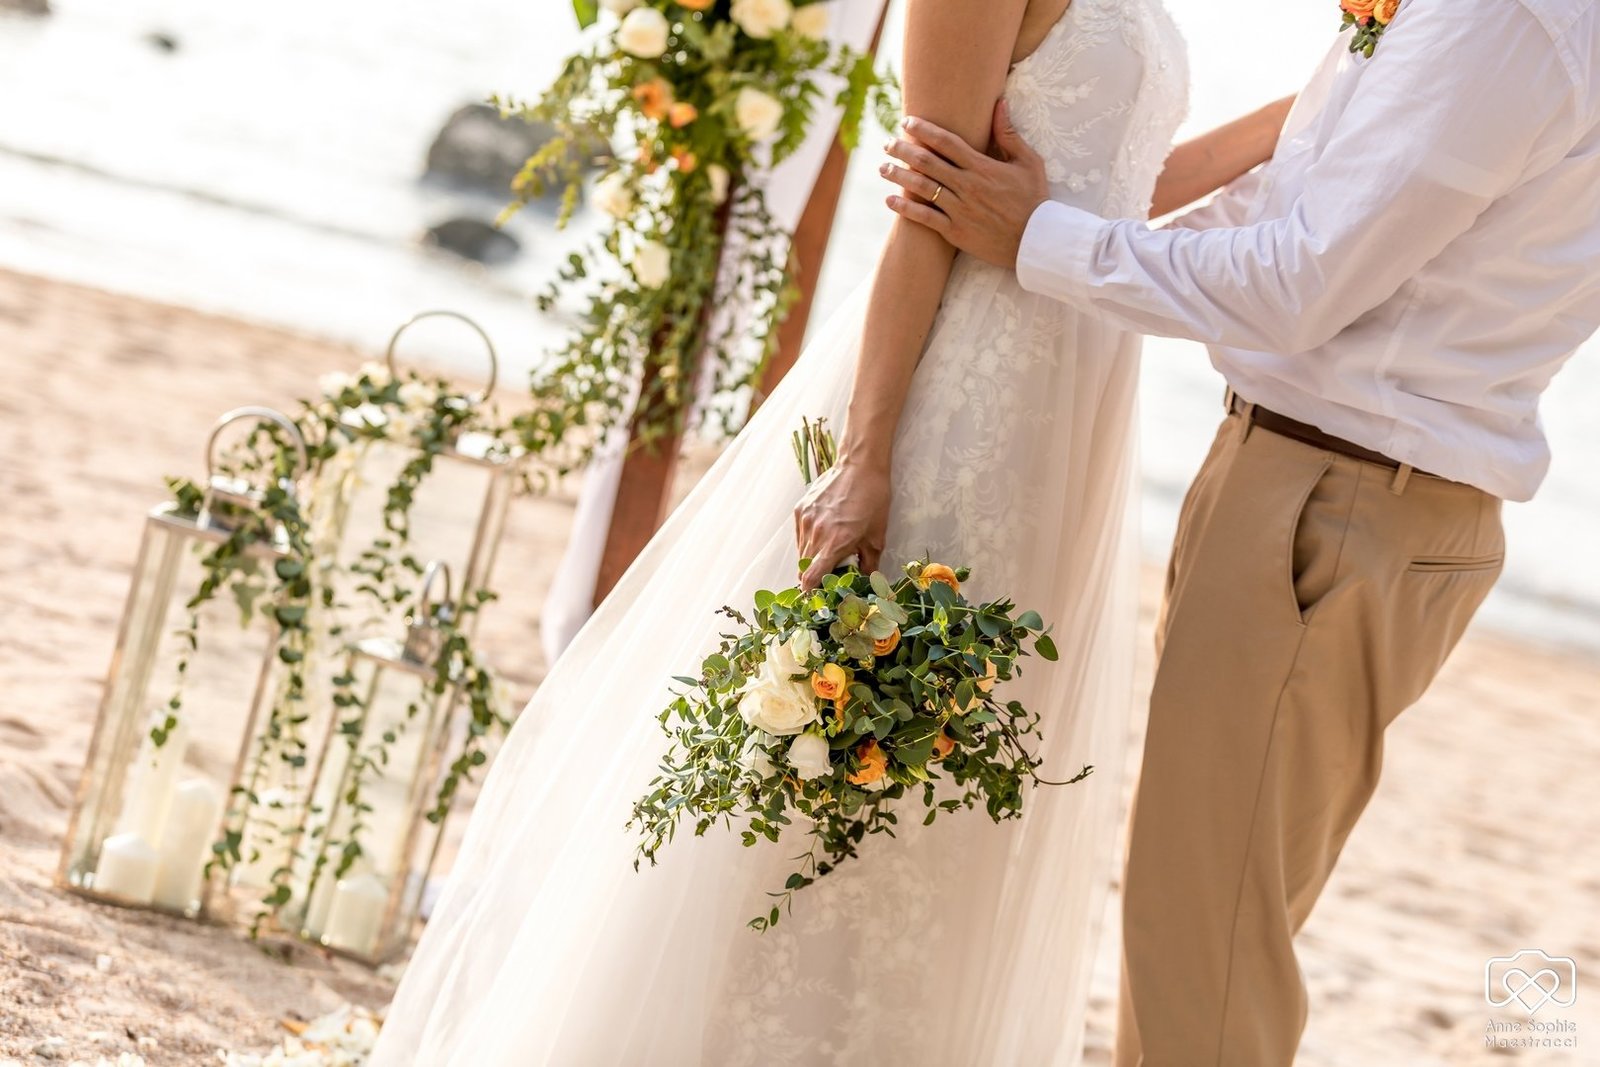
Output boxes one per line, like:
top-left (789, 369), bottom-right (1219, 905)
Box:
top-left (1339, 0), bottom-right (1401, 57)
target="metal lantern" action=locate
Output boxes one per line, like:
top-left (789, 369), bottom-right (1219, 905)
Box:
top-left (327, 310), bottom-right (519, 642)
top-left (58, 408), bottom-right (311, 918)
top-left (286, 560), bottom-right (464, 963)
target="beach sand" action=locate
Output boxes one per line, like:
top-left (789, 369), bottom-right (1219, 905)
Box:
top-left (1, 268), bottom-right (1595, 1064)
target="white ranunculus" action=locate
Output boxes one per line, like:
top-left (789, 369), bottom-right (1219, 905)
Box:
top-left (706, 163), bottom-right (731, 205)
top-left (600, 0), bottom-right (641, 14)
top-left (357, 360), bottom-right (391, 387)
top-left (616, 6), bottom-right (670, 58)
top-left (631, 239), bottom-right (672, 288)
top-left (740, 733), bottom-right (778, 778)
top-left (397, 380), bottom-right (434, 412)
top-left (786, 731), bottom-right (833, 781)
top-left (591, 171), bottom-right (635, 219)
top-left (318, 370), bottom-right (353, 396)
top-left (737, 655), bottom-right (819, 736)
top-left (731, 0), bottom-right (792, 38)
top-left (734, 87), bottom-right (784, 143)
top-left (786, 627), bottom-right (821, 667)
top-left (790, 2), bottom-right (830, 39)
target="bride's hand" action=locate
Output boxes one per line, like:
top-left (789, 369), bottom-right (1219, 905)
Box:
top-left (794, 459), bottom-right (891, 590)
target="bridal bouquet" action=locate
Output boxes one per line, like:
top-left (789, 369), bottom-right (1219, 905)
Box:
top-left (630, 421), bottom-right (1083, 930)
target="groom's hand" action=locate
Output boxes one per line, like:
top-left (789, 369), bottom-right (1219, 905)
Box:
top-left (882, 100), bottom-right (1050, 270)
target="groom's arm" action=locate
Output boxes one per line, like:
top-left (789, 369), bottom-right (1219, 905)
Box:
top-left (889, 0), bottom-right (1576, 354)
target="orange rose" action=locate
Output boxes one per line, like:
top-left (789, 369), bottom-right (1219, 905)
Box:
top-left (1372, 0), bottom-right (1400, 23)
top-left (668, 101), bottom-right (699, 128)
top-left (810, 663), bottom-right (848, 702)
top-left (847, 739), bottom-right (889, 786)
top-left (631, 77), bottom-right (675, 122)
top-left (679, 0), bottom-right (714, 8)
top-left (915, 563), bottom-right (960, 595)
top-left (872, 627), bottom-right (901, 657)
top-left (1341, 0), bottom-right (1377, 21)
top-left (931, 731), bottom-right (957, 762)
top-left (831, 694), bottom-right (850, 731)
top-left (671, 146), bottom-right (698, 173)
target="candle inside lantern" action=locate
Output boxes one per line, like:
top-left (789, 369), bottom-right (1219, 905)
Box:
top-left (93, 832), bottom-right (159, 904)
top-left (322, 872), bottom-right (390, 956)
top-left (230, 787), bottom-right (299, 890)
top-left (118, 717), bottom-right (190, 846)
top-left (152, 778), bottom-right (222, 913)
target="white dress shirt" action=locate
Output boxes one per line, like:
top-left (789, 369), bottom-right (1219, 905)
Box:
top-left (1015, 0), bottom-right (1600, 501)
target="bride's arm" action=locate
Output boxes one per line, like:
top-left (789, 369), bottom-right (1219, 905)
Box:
top-left (1148, 96), bottom-right (1296, 219)
top-left (795, 0), bottom-right (1033, 588)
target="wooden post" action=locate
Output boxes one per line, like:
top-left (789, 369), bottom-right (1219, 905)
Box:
top-left (591, 8), bottom-right (890, 606)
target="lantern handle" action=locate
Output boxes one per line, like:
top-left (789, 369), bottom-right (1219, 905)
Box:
top-left (205, 406), bottom-right (309, 486)
top-left (415, 560), bottom-right (455, 622)
top-left (385, 310), bottom-right (499, 401)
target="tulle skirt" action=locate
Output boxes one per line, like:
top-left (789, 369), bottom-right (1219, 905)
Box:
top-left (372, 257), bottom-right (1142, 1066)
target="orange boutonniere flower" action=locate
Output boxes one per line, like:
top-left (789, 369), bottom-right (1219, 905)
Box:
top-left (1340, 0), bottom-right (1401, 56)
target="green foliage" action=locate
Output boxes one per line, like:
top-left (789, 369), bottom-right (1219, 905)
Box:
top-left (499, 2), bottom-right (899, 472)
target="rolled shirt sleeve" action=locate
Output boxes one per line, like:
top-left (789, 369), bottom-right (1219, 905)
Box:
top-left (1014, 0), bottom-right (1576, 355)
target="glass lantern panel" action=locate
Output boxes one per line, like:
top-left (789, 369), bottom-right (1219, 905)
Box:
top-left (61, 510), bottom-right (286, 915)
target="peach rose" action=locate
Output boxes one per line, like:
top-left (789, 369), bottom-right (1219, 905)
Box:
top-left (671, 146), bottom-right (698, 173)
top-left (680, 0), bottom-right (715, 8)
top-left (931, 730), bottom-right (957, 762)
top-left (872, 627), bottom-right (901, 657)
top-left (915, 563), bottom-right (960, 595)
top-left (631, 77), bottom-right (674, 121)
top-left (831, 694), bottom-right (850, 731)
top-left (847, 739), bottom-right (888, 786)
top-left (1341, 0), bottom-right (1377, 21)
top-left (810, 663), bottom-right (848, 702)
top-left (1372, 0), bottom-right (1400, 23)
top-left (668, 101), bottom-right (699, 128)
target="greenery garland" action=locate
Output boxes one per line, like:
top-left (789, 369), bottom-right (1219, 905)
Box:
top-left (501, 0), bottom-right (897, 460)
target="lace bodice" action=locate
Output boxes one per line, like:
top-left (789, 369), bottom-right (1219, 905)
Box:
top-left (1006, 0), bottom-right (1189, 220)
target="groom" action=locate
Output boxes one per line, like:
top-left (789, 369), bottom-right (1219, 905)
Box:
top-left (882, 0), bottom-right (1599, 1063)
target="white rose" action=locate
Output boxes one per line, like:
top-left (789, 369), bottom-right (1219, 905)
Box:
top-left (616, 6), bottom-right (670, 58)
top-left (790, 2), bottom-right (830, 39)
top-left (734, 87), bottom-right (784, 143)
top-left (631, 239), bottom-right (672, 288)
top-left (357, 360), bottom-right (391, 387)
top-left (600, 0), bottom-right (640, 13)
top-left (786, 627), bottom-right (821, 667)
top-left (706, 163), bottom-right (731, 205)
top-left (318, 370), bottom-right (353, 396)
top-left (786, 731), bottom-right (833, 781)
top-left (350, 402), bottom-right (388, 429)
top-left (731, 0), bottom-right (792, 38)
top-left (740, 733), bottom-right (778, 778)
top-left (592, 171), bottom-right (635, 219)
top-left (737, 657), bottom-right (819, 736)
top-left (397, 380), bottom-right (434, 412)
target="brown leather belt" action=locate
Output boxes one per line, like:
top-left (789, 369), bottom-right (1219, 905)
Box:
top-left (1228, 392), bottom-right (1430, 475)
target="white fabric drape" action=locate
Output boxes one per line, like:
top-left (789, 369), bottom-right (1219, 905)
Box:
top-left (540, 0), bottom-right (892, 663)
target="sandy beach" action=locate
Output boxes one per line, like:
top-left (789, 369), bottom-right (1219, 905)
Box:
top-left (1, 267), bottom-right (1596, 1065)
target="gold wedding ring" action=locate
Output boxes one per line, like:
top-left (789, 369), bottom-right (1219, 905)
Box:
top-left (930, 183), bottom-right (944, 204)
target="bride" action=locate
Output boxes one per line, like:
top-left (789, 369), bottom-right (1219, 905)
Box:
top-left (374, 1), bottom-right (1289, 1062)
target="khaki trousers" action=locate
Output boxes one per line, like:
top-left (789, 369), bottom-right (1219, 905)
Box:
top-left (1115, 404), bottom-right (1505, 1066)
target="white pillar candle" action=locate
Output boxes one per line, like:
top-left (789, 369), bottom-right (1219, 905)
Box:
top-left (93, 832), bottom-right (159, 904)
top-left (230, 787), bottom-right (298, 890)
top-left (118, 717), bottom-right (190, 846)
top-left (322, 872), bottom-right (390, 957)
top-left (152, 778), bottom-right (222, 913)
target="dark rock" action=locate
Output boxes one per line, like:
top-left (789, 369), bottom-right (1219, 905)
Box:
top-left (423, 217), bottom-right (521, 265)
top-left (0, 0), bottom-right (51, 15)
top-left (422, 102), bottom-right (609, 196)
top-left (144, 30), bottom-right (179, 52)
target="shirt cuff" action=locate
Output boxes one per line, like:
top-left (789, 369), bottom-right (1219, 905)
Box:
top-left (1014, 200), bottom-right (1109, 307)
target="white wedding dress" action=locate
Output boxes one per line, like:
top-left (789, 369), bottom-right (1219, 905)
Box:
top-left (374, 2), bottom-right (1187, 1063)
